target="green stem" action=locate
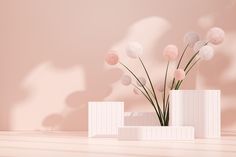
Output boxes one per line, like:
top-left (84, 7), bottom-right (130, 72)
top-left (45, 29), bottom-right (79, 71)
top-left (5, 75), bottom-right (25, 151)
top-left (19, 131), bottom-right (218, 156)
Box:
top-left (132, 83), bottom-right (152, 102)
top-left (138, 57), bottom-right (164, 124)
top-left (163, 61), bottom-right (169, 124)
top-left (175, 58), bottom-right (201, 89)
top-left (145, 85), bottom-right (155, 98)
top-left (132, 83), bottom-right (163, 123)
top-left (119, 62), bottom-right (164, 125)
top-left (165, 99), bottom-right (170, 125)
top-left (170, 44), bottom-right (189, 90)
top-left (174, 42), bottom-right (208, 89)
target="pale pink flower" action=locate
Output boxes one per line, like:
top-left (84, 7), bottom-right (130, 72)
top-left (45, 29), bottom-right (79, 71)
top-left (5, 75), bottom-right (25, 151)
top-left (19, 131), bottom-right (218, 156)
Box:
top-left (105, 52), bottom-right (119, 65)
top-left (126, 42), bottom-right (143, 58)
top-left (133, 88), bottom-right (140, 95)
top-left (199, 45), bottom-right (214, 60)
top-left (163, 45), bottom-right (178, 60)
top-left (174, 69), bottom-right (186, 80)
top-left (183, 32), bottom-right (200, 47)
top-left (156, 81), bottom-right (164, 92)
top-left (136, 77), bottom-right (146, 87)
top-left (121, 75), bottom-right (132, 86)
top-left (193, 40), bottom-right (207, 52)
top-left (206, 27), bottom-right (225, 45)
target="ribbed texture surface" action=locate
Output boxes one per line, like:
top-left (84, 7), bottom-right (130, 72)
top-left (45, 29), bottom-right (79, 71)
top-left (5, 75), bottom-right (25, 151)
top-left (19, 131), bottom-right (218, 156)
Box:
top-left (88, 102), bottom-right (124, 137)
top-left (170, 90), bottom-right (221, 138)
top-left (124, 112), bottom-right (159, 126)
top-left (118, 126), bottom-right (194, 140)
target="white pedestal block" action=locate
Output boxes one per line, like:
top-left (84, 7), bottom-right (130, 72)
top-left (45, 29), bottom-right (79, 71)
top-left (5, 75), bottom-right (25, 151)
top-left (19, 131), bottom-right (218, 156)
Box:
top-left (88, 101), bottom-right (124, 137)
top-left (170, 90), bottom-right (221, 138)
top-left (118, 126), bottom-right (194, 140)
top-left (124, 112), bottom-right (159, 126)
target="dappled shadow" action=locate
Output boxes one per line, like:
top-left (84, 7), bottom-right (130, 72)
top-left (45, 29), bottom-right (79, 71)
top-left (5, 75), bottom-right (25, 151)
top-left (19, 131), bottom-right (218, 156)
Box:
top-left (0, 0), bottom-right (235, 131)
top-left (42, 113), bottom-right (63, 130)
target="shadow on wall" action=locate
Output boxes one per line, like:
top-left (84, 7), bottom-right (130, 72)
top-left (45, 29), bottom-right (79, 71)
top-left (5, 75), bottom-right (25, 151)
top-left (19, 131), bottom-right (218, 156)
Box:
top-left (0, 0), bottom-right (235, 131)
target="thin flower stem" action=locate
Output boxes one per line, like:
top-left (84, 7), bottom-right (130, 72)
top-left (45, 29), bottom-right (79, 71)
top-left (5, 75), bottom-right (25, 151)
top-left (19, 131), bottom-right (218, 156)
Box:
top-left (175, 42), bottom-right (209, 89)
top-left (176, 58), bottom-right (201, 89)
top-left (184, 51), bottom-right (199, 71)
top-left (174, 51), bottom-right (199, 89)
top-left (183, 42), bottom-right (208, 71)
top-left (119, 62), bottom-right (164, 125)
top-left (138, 57), bottom-right (164, 123)
top-left (145, 85), bottom-right (155, 98)
top-left (132, 83), bottom-right (151, 102)
top-left (132, 83), bottom-right (163, 122)
top-left (163, 44), bottom-right (189, 125)
top-left (119, 62), bottom-right (152, 102)
top-left (170, 44), bottom-right (189, 90)
top-left (186, 58), bottom-right (201, 74)
top-left (165, 100), bottom-right (170, 125)
top-left (163, 61), bottom-right (169, 122)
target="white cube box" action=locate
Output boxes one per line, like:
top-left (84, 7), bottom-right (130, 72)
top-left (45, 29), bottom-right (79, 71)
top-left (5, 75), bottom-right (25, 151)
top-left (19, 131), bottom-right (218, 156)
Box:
top-left (170, 90), bottom-right (221, 138)
top-left (124, 112), bottom-right (159, 126)
top-left (88, 101), bottom-right (124, 137)
top-left (118, 126), bottom-right (194, 140)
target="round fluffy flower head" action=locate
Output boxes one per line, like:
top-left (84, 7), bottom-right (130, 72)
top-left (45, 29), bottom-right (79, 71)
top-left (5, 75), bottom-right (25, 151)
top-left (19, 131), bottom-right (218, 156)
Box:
top-left (206, 27), bottom-right (225, 45)
top-left (133, 88), bottom-right (140, 95)
top-left (156, 81), bottom-right (164, 92)
top-left (121, 75), bottom-right (132, 86)
top-left (136, 77), bottom-right (146, 87)
top-left (126, 42), bottom-right (143, 58)
top-left (105, 51), bottom-right (119, 65)
top-left (193, 40), bottom-right (207, 52)
top-left (163, 45), bottom-right (178, 60)
top-left (174, 69), bottom-right (186, 80)
top-left (183, 32), bottom-right (200, 47)
top-left (199, 45), bottom-right (214, 60)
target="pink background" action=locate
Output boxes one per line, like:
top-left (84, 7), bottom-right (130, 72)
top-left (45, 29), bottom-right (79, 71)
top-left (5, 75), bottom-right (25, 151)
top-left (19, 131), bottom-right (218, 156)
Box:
top-left (0, 0), bottom-right (235, 131)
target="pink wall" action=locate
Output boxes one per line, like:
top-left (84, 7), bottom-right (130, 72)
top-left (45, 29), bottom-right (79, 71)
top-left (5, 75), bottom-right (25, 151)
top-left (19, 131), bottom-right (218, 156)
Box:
top-left (0, 0), bottom-right (235, 131)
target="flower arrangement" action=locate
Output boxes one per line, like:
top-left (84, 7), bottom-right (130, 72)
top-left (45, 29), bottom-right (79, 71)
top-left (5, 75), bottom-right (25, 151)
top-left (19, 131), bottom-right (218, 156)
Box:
top-left (105, 27), bottom-right (224, 126)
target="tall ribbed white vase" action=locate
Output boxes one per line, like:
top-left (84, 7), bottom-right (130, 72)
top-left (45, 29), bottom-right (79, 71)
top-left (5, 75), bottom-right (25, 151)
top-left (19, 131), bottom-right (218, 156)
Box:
top-left (169, 90), bottom-right (221, 138)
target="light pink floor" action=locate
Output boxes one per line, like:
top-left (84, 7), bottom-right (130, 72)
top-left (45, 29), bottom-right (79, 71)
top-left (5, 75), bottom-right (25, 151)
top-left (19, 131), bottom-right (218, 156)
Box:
top-left (0, 131), bottom-right (236, 157)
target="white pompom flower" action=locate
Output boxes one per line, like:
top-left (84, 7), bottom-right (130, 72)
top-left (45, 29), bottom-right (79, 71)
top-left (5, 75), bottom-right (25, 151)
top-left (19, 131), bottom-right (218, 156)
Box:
top-left (183, 32), bottom-right (200, 47)
top-left (206, 27), bottom-right (225, 45)
top-left (199, 45), bottom-right (214, 60)
top-left (193, 40), bottom-right (207, 52)
top-left (126, 42), bottom-right (143, 58)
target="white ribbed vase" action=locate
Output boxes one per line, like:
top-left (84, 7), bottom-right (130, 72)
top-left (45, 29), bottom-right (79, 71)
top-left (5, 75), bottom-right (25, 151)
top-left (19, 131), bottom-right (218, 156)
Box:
top-left (169, 90), bottom-right (221, 138)
top-left (88, 101), bottom-right (124, 137)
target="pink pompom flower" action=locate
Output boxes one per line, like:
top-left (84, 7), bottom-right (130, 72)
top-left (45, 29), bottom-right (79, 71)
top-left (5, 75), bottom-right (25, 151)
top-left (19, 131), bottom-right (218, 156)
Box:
top-left (121, 75), bottom-right (132, 86)
top-left (163, 45), bottom-right (178, 60)
top-left (105, 51), bottom-right (119, 65)
top-left (174, 69), bottom-right (186, 80)
top-left (206, 27), bottom-right (225, 45)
